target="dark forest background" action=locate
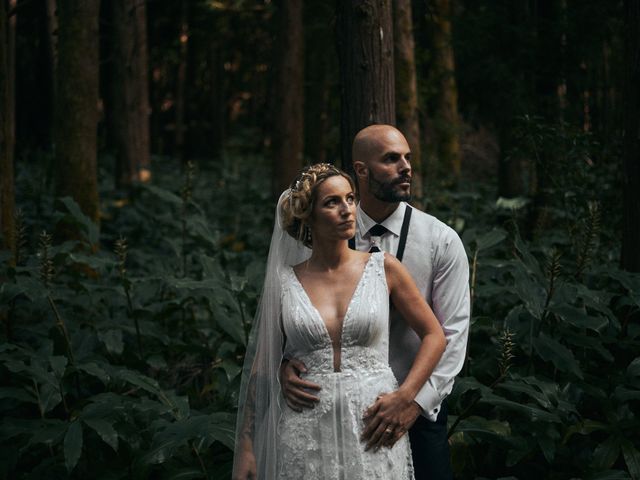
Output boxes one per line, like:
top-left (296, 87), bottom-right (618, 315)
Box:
top-left (1, 0), bottom-right (639, 479)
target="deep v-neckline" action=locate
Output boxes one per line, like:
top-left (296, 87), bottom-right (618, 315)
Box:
top-left (290, 253), bottom-right (374, 349)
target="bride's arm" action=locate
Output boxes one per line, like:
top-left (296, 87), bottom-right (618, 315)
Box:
top-left (361, 253), bottom-right (446, 451)
top-left (232, 369), bottom-right (258, 480)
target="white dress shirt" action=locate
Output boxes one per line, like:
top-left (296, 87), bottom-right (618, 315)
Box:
top-left (355, 202), bottom-right (470, 422)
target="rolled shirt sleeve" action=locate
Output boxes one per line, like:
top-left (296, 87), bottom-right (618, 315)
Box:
top-left (413, 229), bottom-right (470, 421)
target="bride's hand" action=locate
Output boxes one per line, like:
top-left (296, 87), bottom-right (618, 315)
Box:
top-left (233, 439), bottom-right (257, 480)
top-left (361, 390), bottom-right (421, 451)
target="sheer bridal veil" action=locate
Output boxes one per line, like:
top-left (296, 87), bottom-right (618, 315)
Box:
top-left (232, 190), bottom-right (311, 479)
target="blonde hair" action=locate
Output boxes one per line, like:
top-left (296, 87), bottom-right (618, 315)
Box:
top-left (280, 163), bottom-right (355, 247)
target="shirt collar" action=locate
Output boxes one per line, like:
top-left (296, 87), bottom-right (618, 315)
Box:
top-left (357, 202), bottom-right (407, 238)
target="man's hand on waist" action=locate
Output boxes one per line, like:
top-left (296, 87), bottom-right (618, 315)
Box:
top-left (279, 358), bottom-right (321, 411)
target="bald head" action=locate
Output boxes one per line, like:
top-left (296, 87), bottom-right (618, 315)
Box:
top-left (350, 124), bottom-right (412, 207)
top-left (352, 124), bottom-right (407, 165)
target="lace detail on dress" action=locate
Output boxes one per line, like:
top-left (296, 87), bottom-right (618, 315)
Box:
top-left (278, 251), bottom-right (414, 479)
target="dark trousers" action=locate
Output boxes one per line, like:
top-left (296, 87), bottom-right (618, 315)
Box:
top-left (408, 401), bottom-right (453, 480)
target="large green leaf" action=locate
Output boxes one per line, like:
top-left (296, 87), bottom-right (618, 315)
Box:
top-left (205, 412), bottom-right (236, 450)
top-left (475, 229), bottom-right (508, 252)
top-left (23, 419), bottom-right (66, 450)
top-left (0, 418), bottom-right (41, 441)
top-left (83, 418), bottom-right (118, 451)
top-left (563, 419), bottom-right (608, 443)
top-left (481, 392), bottom-right (560, 422)
top-left (0, 282), bottom-right (25, 306)
top-left (76, 362), bottom-right (111, 384)
top-left (608, 270), bottom-right (640, 308)
top-left (0, 387), bottom-right (37, 404)
top-left (588, 470), bottom-right (632, 480)
top-left (212, 292), bottom-right (246, 345)
top-left (164, 468), bottom-right (206, 480)
top-left (565, 334), bottom-right (614, 362)
top-left (621, 439), bottom-right (640, 480)
top-left (64, 420), bottom-right (83, 472)
top-left (218, 359), bottom-right (242, 381)
top-left (533, 333), bottom-right (583, 378)
top-left (49, 355), bottom-right (68, 379)
top-left (59, 196), bottom-right (99, 246)
top-left (538, 433), bottom-right (556, 463)
top-left (628, 357), bottom-right (640, 377)
top-left (454, 416), bottom-right (511, 439)
top-left (551, 303), bottom-right (608, 332)
top-left (593, 436), bottom-right (621, 470)
top-left (188, 216), bottom-right (219, 247)
top-left (497, 380), bottom-right (553, 409)
top-left (142, 184), bottom-right (182, 206)
top-left (613, 386), bottom-right (640, 402)
top-left (117, 369), bottom-right (162, 396)
top-left (514, 233), bottom-right (543, 279)
top-left (39, 383), bottom-right (63, 413)
top-left (98, 329), bottom-right (124, 356)
top-left (511, 266), bottom-right (545, 319)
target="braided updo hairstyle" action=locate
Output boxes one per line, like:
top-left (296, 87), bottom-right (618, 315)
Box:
top-left (279, 163), bottom-right (355, 248)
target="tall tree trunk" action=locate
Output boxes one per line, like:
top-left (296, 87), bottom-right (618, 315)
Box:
top-left (622, 0), bottom-right (640, 272)
top-left (108, 0), bottom-right (150, 187)
top-left (175, 0), bottom-right (188, 164)
top-left (497, 1), bottom-right (527, 199)
top-left (0, 0), bottom-right (16, 258)
top-left (336, 0), bottom-right (395, 174)
top-left (305, 44), bottom-right (330, 166)
top-left (54, 0), bottom-right (100, 226)
top-left (528, 0), bottom-right (561, 235)
top-left (393, 0), bottom-right (422, 198)
top-left (272, 0), bottom-right (304, 194)
top-left (431, 0), bottom-right (461, 180)
top-left (132, 0), bottom-right (150, 179)
top-left (209, 45), bottom-right (225, 159)
top-left (44, 0), bottom-right (57, 148)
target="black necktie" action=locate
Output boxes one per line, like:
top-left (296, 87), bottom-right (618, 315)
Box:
top-left (368, 224), bottom-right (388, 252)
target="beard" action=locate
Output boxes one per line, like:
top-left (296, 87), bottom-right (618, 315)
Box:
top-left (367, 170), bottom-right (412, 203)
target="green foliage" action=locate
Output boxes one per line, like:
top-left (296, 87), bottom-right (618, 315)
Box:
top-left (1, 157), bottom-right (272, 479)
top-left (2, 138), bottom-right (638, 479)
top-left (438, 188), bottom-right (639, 477)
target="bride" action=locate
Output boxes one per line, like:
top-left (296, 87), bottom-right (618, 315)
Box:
top-left (233, 163), bottom-right (445, 479)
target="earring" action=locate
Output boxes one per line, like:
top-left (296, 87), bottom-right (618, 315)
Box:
top-left (305, 225), bottom-right (312, 244)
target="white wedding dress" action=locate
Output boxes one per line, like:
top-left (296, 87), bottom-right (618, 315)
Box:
top-left (277, 251), bottom-right (414, 479)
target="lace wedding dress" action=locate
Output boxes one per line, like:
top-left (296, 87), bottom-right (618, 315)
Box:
top-left (278, 252), bottom-right (415, 479)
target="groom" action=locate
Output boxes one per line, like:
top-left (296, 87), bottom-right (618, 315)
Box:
top-left (281, 124), bottom-right (470, 479)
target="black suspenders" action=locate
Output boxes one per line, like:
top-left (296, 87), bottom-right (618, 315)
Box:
top-left (349, 205), bottom-right (413, 262)
top-left (395, 206), bottom-right (412, 262)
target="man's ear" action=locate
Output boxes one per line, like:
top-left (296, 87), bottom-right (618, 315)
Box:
top-left (353, 161), bottom-right (367, 179)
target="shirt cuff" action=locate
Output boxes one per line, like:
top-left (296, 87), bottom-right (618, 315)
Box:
top-left (414, 381), bottom-right (442, 422)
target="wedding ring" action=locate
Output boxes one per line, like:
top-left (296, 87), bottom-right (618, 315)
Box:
top-left (384, 428), bottom-right (393, 434)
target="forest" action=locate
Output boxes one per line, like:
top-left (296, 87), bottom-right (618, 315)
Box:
top-left (0, 0), bottom-right (639, 478)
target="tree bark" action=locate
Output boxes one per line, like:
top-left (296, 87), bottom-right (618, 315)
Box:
top-left (305, 43), bottom-right (330, 166)
top-left (528, 0), bottom-right (561, 235)
top-left (209, 45), bottom-right (225, 159)
top-left (54, 0), bottom-right (100, 226)
top-left (272, 0), bottom-right (304, 194)
top-left (622, 0), bottom-right (640, 272)
top-left (430, 0), bottom-right (461, 180)
top-left (0, 0), bottom-right (16, 258)
top-left (336, 0), bottom-right (395, 174)
top-left (108, 0), bottom-right (151, 187)
top-left (497, 1), bottom-right (528, 199)
top-left (44, 0), bottom-right (57, 148)
top-left (393, 0), bottom-right (422, 198)
top-left (175, 0), bottom-right (188, 164)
